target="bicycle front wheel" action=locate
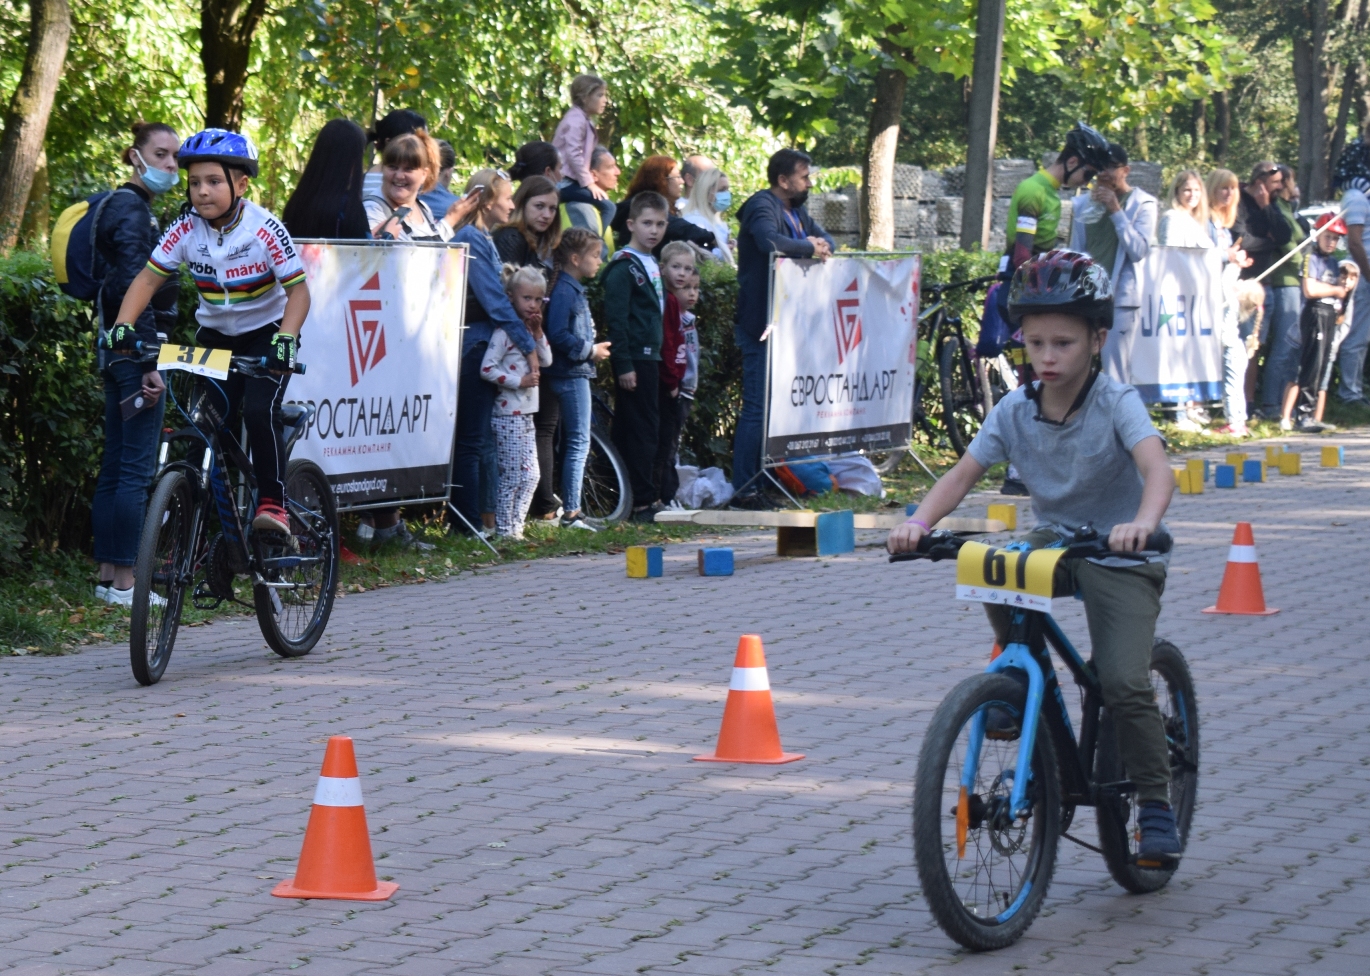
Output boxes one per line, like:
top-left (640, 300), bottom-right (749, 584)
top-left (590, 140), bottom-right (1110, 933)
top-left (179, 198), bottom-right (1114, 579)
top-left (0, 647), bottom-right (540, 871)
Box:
top-left (913, 672), bottom-right (1060, 951)
top-left (1095, 639), bottom-right (1199, 893)
top-left (130, 470), bottom-right (196, 686)
top-left (253, 459), bottom-right (338, 658)
top-left (940, 337), bottom-right (986, 457)
top-left (580, 426), bottom-right (632, 522)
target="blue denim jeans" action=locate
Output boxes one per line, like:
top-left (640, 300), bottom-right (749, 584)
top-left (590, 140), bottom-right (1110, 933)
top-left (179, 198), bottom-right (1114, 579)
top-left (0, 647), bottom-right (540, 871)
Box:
top-left (1336, 276), bottom-right (1370, 400)
top-left (731, 327), bottom-right (767, 493)
top-left (91, 358), bottom-right (166, 566)
top-left (1260, 285), bottom-right (1304, 410)
top-left (546, 375), bottom-right (591, 514)
top-left (451, 338), bottom-right (496, 527)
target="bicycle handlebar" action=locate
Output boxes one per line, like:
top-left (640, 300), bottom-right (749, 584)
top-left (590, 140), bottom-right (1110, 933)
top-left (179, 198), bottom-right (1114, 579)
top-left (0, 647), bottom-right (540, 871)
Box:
top-left (924, 274), bottom-right (1000, 298)
top-left (125, 341), bottom-right (307, 376)
top-left (888, 523), bottom-right (1171, 563)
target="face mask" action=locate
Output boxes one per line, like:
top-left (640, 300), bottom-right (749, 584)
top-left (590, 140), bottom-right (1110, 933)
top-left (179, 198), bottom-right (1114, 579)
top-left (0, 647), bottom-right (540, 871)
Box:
top-left (713, 190), bottom-right (732, 213)
top-left (134, 149), bottom-right (179, 195)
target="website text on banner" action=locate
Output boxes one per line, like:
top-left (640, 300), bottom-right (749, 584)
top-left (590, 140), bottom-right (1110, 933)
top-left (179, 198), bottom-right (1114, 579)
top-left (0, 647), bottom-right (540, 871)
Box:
top-left (764, 255), bottom-right (920, 463)
top-left (284, 241), bottom-right (467, 510)
top-left (1119, 245), bottom-right (1224, 404)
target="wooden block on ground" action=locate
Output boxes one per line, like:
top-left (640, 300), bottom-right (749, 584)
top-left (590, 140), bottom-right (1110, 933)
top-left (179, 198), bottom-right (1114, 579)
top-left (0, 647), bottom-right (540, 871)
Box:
top-left (1243, 459), bottom-right (1265, 483)
top-left (851, 513), bottom-right (1007, 532)
top-left (777, 510), bottom-right (855, 557)
top-left (697, 548), bottom-right (734, 576)
top-left (987, 503), bottom-right (1018, 530)
top-left (654, 509), bottom-right (817, 527)
top-left (1215, 464), bottom-right (1237, 488)
top-left (1321, 445), bottom-right (1344, 467)
top-left (626, 546), bottom-right (663, 578)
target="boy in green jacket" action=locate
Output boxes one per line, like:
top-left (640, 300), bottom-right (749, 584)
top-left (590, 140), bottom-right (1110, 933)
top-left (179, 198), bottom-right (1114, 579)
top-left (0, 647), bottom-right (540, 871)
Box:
top-left (601, 191), bottom-right (668, 522)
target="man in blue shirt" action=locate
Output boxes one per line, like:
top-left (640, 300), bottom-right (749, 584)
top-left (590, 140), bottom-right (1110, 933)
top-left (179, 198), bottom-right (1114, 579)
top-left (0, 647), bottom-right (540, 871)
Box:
top-left (731, 148), bottom-right (834, 505)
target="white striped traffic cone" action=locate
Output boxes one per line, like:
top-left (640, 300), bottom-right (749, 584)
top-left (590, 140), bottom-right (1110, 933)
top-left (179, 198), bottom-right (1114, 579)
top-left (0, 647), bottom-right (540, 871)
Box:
top-left (694, 635), bottom-right (804, 764)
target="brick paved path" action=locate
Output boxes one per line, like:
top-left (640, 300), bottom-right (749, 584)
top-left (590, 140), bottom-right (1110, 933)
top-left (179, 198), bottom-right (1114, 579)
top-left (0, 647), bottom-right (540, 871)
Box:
top-left (3, 435), bottom-right (1370, 975)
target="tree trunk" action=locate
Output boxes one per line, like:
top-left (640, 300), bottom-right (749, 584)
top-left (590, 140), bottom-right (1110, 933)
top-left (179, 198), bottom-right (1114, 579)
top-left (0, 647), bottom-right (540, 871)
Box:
top-left (1293, 0), bottom-right (1331, 201)
top-left (1213, 91), bottom-right (1231, 162)
top-left (860, 65), bottom-right (907, 250)
top-left (960, 0), bottom-right (1007, 250)
top-left (201, 0), bottom-right (270, 131)
top-left (0, 0), bottom-right (70, 251)
top-left (1191, 98), bottom-right (1207, 162)
top-left (1134, 121), bottom-right (1149, 161)
top-left (19, 148), bottom-right (49, 247)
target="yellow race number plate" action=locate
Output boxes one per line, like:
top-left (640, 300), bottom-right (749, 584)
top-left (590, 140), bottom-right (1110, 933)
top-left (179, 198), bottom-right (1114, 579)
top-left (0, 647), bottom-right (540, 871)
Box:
top-left (955, 541), bottom-right (1065, 611)
top-left (156, 344), bottom-right (232, 380)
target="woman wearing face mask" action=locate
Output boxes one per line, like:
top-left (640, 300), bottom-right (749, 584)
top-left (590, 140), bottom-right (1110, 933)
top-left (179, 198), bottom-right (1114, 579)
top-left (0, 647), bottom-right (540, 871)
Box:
top-left (680, 166), bottom-right (735, 266)
top-left (90, 121), bottom-right (182, 606)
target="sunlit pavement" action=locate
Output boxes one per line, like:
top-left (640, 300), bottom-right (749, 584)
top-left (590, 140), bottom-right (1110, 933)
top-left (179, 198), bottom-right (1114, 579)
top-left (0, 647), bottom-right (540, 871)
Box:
top-left (3, 433), bottom-right (1369, 975)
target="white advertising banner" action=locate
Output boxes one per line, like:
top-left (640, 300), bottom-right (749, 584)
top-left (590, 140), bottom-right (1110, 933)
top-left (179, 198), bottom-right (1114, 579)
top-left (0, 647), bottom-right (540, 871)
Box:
top-left (1123, 245), bottom-right (1224, 403)
top-left (284, 241), bottom-right (466, 508)
top-left (764, 254), bottom-right (920, 462)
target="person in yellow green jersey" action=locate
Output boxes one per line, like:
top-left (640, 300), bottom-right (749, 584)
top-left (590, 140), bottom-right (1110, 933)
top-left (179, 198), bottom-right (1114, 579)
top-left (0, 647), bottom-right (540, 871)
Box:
top-left (995, 122), bottom-right (1111, 495)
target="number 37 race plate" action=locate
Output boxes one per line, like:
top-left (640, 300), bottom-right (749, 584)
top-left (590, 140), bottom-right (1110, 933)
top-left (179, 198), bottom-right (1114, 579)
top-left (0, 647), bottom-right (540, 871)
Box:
top-left (955, 541), bottom-right (1065, 611)
top-left (156, 344), bottom-right (231, 380)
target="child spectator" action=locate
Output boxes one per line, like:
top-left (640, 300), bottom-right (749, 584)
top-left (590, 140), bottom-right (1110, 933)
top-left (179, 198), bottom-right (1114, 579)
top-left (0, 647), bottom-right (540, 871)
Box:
top-left (654, 242), bottom-right (696, 505)
top-left (553, 75), bottom-right (615, 231)
top-left (544, 228), bottom-right (613, 530)
top-left (482, 265), bottom-right (553, 539)
top-left (678, 269), bottom-right (702, 407)
top-left (1282, 213), bottom-right (1353, 432)
top-left (602, 192), bottom-right (669, 521)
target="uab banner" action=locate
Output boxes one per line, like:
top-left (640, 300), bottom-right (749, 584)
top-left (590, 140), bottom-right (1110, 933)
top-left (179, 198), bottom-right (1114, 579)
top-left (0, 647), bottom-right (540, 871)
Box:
top-left (764, 254), bottom-right (920, 463)
top-left (1123, 245), bottom-right (1224, 403)
top-left (284, 241), bottom-right (467, 508)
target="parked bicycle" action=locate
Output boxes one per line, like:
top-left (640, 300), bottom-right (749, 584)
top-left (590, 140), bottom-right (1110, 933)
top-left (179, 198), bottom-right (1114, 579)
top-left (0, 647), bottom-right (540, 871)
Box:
top-left (891, 526), bottom-right (1198, 950)
top-left (129, 343), bottom-right (339, 685)
top-left (873, 275), bottom-right (1016, 474)
top-left (576, 388), bottom-right (632, 523)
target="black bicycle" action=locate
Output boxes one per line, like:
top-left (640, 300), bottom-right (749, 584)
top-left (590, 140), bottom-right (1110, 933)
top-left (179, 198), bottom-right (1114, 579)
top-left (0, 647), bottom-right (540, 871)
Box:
top-left (891, 526), bottom-right (1198, 950)
top-left (874, 275), bottom-right (1015, 473)
top-left (578, 389), bottom-right (632, 523)
top-left (129, 345), bottom-right (339, 685)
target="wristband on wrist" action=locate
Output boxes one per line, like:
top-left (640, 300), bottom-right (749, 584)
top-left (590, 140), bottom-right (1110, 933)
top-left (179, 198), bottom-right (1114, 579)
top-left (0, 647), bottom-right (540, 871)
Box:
top-left (904, 517), bottom-right (930, 531)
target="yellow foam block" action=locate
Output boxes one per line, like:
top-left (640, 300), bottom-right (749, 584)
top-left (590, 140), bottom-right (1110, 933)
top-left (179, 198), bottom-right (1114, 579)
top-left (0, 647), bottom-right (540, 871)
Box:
top-left (1265, 445), bottom-right (1283, 464)
top-left (1277, 452), bottom-right (1302, 475)
top-left (1321, 446), bottom-right (1343, 467)
top-left (1177, 468), bottom-right (1203, 494)
top-left (1226, 452), bottom-right (1248, 467)
top-left (1185, 458), bottom-right (1206, 483)
top-left (987, 503), bottom-right (1017, 531)
top-left (1172, 467), bottom-right (1184, 486)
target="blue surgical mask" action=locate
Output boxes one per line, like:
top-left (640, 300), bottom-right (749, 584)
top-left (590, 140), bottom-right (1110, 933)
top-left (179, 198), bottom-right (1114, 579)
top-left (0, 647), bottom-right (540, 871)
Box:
top-left (134, 149), bottom-right (179, 195)
top-left (713, 190), bottom-right (733, 213)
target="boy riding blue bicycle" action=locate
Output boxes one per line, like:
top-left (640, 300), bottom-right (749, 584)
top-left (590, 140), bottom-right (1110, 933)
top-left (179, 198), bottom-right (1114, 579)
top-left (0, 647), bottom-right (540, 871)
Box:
top-left (888, 249), bottom-right (1182, 863)
top-left (109, 128), bottom-right (312, 537)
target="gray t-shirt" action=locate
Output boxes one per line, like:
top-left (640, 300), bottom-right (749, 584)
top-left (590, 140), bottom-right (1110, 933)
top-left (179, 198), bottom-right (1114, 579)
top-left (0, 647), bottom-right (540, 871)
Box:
top-left (968, 373), bottom-right (1162, 538)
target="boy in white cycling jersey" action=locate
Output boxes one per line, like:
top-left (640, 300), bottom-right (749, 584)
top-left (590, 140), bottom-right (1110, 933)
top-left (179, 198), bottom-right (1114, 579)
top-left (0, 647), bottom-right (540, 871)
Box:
top-left (888, 250), bottom-right (1183, 864)
top-left (111, 129), bottom-right (311, 535)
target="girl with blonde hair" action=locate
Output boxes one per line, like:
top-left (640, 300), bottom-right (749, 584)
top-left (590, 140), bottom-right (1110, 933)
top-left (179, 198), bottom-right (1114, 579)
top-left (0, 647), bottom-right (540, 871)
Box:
top-left (1205, 167), bottom-right (1258, 436)
top-left (1157, 169), bottom-right (1212, 247)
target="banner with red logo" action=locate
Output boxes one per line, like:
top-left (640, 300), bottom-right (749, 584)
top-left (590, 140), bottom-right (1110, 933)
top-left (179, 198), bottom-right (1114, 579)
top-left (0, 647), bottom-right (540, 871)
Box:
top-left (764, 254), bottom-right (920, 462)
top-left (283, 241), bottom-right (467, 508)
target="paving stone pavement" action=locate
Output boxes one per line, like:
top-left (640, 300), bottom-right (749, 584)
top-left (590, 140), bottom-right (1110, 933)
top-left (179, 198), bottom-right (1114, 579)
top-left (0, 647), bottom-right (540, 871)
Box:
top-left (4, 434), bottom-right (1370, 975)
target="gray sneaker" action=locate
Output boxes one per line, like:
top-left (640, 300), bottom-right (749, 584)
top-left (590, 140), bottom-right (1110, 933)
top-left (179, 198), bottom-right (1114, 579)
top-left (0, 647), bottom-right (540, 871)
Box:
top-left (373, 519), bottom-right (435, 551)
top-left (559, 511), bottom-right (598, 531)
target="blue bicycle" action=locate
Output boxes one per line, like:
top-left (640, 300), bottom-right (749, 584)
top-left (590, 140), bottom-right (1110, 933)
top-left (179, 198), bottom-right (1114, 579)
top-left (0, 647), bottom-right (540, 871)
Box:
top-left (892, 526), bottom-right (1199, 950)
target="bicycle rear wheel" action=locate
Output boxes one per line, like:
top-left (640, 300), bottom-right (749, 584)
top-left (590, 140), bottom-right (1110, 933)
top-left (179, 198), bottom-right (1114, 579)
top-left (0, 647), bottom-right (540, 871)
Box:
top-left (580, 426), bottom-right (632, 522)
top-left (1095, 639), bottom-right (1199, 893)
top-left (913, 672), bottom-right (1060, 951)
top-left (130, 470), bottom-right (195, 686)
top-left (940, 337), bottom-right (986, 457)
top-left (253, 459), bottom-right (338, 658)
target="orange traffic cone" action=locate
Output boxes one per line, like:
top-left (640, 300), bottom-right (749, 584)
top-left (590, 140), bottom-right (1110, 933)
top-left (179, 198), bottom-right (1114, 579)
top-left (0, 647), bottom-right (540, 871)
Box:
top-left (694, 635), bottom-right (804, 764)
top-left (1202, 522), bottom-right (1279, 616)
top-left (272, 736), bottom-right (399, 901)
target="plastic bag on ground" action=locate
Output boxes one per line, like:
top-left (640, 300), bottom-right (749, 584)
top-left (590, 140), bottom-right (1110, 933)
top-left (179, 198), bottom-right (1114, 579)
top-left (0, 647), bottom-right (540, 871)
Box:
top-left (826, 455), bottom-right (886, 497)
top-left (674, 465), bottom-right (735, 509)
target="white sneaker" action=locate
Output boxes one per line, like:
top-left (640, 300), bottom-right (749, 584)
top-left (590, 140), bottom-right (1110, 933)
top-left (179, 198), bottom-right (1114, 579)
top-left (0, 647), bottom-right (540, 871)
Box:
top-left (1279, 417), bottom-right (1293, 431)
top-left (94, 584), bottom-right (110, 602)
top-left (103, 586), bottom-right (167, 608)
top-left (1173, 416), bottom-right (1203, 433)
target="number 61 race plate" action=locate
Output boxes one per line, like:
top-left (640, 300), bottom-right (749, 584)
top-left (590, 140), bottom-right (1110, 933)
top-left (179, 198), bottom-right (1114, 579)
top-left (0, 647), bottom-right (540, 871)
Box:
top-left (955, 541), bottom-right (1065, 611)
top-left (157, 343), bottom-right (231, 380)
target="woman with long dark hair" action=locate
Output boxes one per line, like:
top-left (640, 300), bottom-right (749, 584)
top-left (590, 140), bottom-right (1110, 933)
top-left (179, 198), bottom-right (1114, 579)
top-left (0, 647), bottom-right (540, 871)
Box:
top-left (609, 155), bottom-right (715, 254)
top-left (281, 119), bottom-right (370, 239)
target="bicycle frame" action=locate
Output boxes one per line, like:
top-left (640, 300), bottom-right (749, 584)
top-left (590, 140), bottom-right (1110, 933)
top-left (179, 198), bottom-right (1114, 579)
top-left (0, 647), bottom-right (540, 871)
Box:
top-left (962, 606), bottom-right (1111, 819)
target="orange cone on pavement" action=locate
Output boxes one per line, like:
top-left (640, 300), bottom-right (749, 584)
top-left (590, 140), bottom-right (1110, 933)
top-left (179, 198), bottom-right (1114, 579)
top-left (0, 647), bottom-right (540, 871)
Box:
top-left (694, 635), bottom-right (804, 764)
top-left (1202, 522), bottom-right (1279, 616)
top-left (272, 736), bottom-right (399, 900)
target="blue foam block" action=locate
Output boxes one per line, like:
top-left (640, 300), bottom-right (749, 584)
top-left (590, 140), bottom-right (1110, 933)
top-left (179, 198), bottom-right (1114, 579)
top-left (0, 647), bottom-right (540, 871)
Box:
top-left (697, 547), bottom-right (734, 576)
top-left (1214, 464), bottom-right (1237, 488)
top-left (815, 510), bottom-right (856, 556)
top-left (1242, 459), bottom-right (1265, 483)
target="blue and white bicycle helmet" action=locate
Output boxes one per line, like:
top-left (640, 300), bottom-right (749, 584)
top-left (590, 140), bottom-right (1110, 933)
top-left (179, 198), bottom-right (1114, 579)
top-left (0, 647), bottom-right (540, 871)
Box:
top-left (179, 128), bottom-right (259, 178)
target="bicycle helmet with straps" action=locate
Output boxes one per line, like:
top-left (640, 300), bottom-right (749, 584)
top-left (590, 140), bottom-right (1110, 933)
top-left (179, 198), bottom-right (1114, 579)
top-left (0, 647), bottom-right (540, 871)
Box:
top-left (1007, 249), bottom-right (1114, 329)
top-left (179, 128), bottom-right (259, 177)
top-left (1313, 212), bottom-right (1348, 235)
top-left (1059, 122), bottom-right (1111, 182)
top-left (1335, 137), bottom-right (1370, 194)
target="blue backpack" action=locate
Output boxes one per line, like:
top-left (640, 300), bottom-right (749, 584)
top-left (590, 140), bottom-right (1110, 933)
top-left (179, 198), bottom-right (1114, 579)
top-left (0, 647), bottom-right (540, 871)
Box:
top-left (50, 189), bottom-right (133, 301)
top-left (976, 281), bottom-right (1013, 358)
